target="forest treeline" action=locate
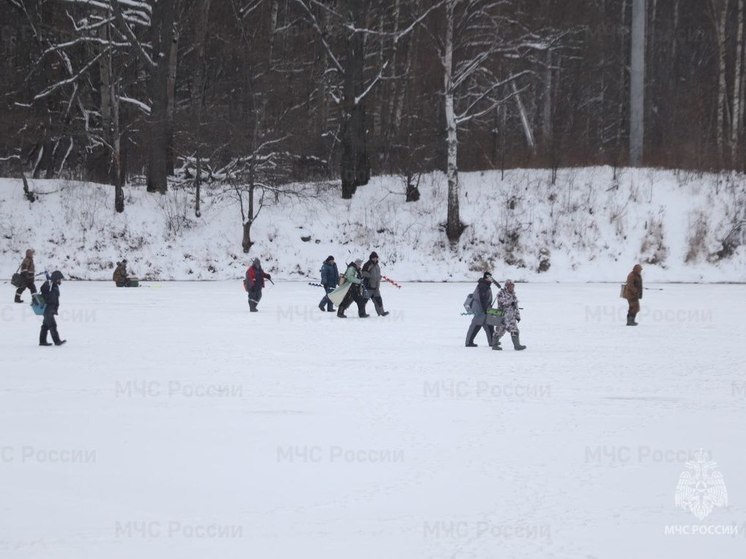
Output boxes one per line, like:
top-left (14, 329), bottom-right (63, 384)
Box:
top-left (1, 0), bottom-right (744, 207)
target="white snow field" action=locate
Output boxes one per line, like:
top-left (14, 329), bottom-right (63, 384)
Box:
top-left (1, 280), bottom-right (745, 559)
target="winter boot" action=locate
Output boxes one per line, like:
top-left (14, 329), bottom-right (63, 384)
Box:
top-left (249, 301), bottom-right (258, 312)
top-left (15, 294), bottom-right (23, 303)
top-left (511, 333), bottom-right (526, 351)
top-left (319, 302), bottom-right (326, 312)
top-left (39, 326), bottom-right (51, 346)
top-left (626, 315), bottom-right (637, 326)
top-left (337, 309), bottom-right (347, 318)
top-left (492, 336), bottom-right (503, 350)
top-left (465, 325), bottom-right (479, 347)
top-left (50, 327), bottom-right (65, 346)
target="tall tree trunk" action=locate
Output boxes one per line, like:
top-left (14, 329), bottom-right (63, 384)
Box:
top-left (513, 81), bottom-right (536, 154)
top-left (166, 27), bottom-right (179, 176)
top-left (712, 0), bottom-right (730, 164)
top-left (146, 0), bottom-right (177, 193)
top-left (732, 0), bottom-right (744, 164)
top-left (617, 0), bottom-right (628, 152)
top-left (191, 0), bottom-right (211, 217)
top-left (340, 1), bottom-right (370, 199)
top-left (444, 0), bottom-right (461, 242)
top-left (629, 0), bottom-right (646, 166)
top-left (541, 49), bottom-right (553, 150)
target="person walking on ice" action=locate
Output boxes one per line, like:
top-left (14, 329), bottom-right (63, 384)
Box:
top-left (318, 255), bottom-right (338, 312)
top-left (465, 272), bottom-right (495, 347)
top-left (362, 251), bottom-right (389, 316)
top-left (624, 264), bottom-right (643, 326)
top-left (39, 270), bottom-right (66, 346)
top-left (245, 258), bottom-right (272, 312)
top-left (337, 259), bottom-right (368, 318)
top-left (491, 280), bottom-right (526, 351)
top-left (14, 248), bottom-right (38, 303)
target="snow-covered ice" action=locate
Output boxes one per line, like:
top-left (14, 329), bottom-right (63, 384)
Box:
top-left (1, 280), bottom-right (744, 558)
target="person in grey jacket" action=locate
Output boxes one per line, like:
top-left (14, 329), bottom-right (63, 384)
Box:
top-left (361, 251), bottom-right (389, 316)
top-left (465, 272), bottom-right (495, 347)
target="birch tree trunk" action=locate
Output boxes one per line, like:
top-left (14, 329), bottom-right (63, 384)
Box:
top-left (444, 0), bottom-right (461, 242)
top-left (513, 81), bottom-right (536, 154)
top-left (629, 0), bottom-right (646, 166)
top-left (711, 0), bottom-right (730, 163)
top-left (732, 0), bottom-right (744, 164)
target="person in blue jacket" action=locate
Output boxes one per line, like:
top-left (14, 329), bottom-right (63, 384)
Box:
top-left (318, 255), bottom-right (339, 312)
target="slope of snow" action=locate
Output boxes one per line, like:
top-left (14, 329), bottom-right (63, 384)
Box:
top-left (1, 281), bottom-right (744, 558)
top-left (1, 167), bottom-right (744, 283)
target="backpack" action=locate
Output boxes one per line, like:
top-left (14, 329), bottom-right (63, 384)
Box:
top-left (463, 292), bottom-right (476, 313)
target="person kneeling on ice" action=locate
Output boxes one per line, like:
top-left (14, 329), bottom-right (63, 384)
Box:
top-left (491, 280), bottom-right (526, 351)
top-left (318, 255), bottom-right (338, 312)
top-left (113, 259), bottom-right (137, 287)
top-left (39, 270), bottom-right (66, 347)
top-left (246, 258), bottom-right (271, 312)
top-left (337, 259), bottom-right (368, 318)
top-left (465, 272), bottom-right (495, 347)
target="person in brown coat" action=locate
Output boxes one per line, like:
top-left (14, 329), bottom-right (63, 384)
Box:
top-left (14, 248), bottom-right (37, 303)
top-left (625, 264), bottom-right (643, 326)
top-left (113, 260), bottom-right (130, 287)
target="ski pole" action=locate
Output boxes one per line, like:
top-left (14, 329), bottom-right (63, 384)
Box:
top-left (382, 276), bottom-right (402, 288)
top-left (644, 287), bottom-right (663, 291)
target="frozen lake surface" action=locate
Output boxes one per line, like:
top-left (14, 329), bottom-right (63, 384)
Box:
top-left (1, 281), bottom-right (745, 558)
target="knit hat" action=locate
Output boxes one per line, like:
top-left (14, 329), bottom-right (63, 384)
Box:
top-left (483, 272), bottom-right (492, 279)
top-left (354, 259), bottom-right (363, 266)
top-left (253, 258), bottom-right (260, 266)
top-left (370, 251), bottom-right (379, 260)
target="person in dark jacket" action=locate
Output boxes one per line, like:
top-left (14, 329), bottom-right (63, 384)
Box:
top-left (362, 251), bottom-right (389, 316)
top-left (337, 259), bottom-right (369, 318)
top-left (39, 270), bottom-right (66, 346)
top-left (318, 255), bottom-right (339, 312)
top-left (14, 248), bottom-right (37, 303)
top-left (625, 264), bottom-right (643, 325)
top-left (465, 272), bottom-right (495, 347)
top-left (113, 260), bottom-right (130, 287)
top-left (246, 258), bottom-right (271, 312)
